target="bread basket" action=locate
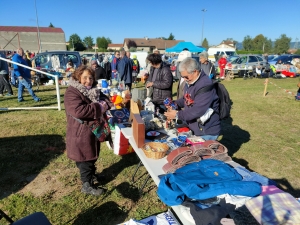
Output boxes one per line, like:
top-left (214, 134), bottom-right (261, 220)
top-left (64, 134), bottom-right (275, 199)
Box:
top-left (142, 142), bottom-right (169, 159)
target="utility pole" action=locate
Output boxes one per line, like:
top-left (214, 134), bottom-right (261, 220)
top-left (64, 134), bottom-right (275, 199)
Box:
top-left (34, 0), bottom-right (42, 52)
top-left (201, 9), bottom-right (207, 46)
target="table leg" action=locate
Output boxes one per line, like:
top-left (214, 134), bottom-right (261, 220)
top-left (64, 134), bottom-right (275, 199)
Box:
top-left (139, 174), bottom-right (151, 194)
top-left (132, 160), bottom-right (143, 183)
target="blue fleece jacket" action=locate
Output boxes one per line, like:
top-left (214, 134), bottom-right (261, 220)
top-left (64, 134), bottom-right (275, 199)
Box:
top-left (175, 70), bottom-right (221, 136)
top-left (157, 159), bottom-right (262, 206)
top-left (12, 54), bottom-right (31, 79)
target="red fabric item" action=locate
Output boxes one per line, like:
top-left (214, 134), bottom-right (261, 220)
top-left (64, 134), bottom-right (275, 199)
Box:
top-left (218, 58), bottom-right (227, 69)
top-left (177, 127), bottom-right (190, 133)
top-left (281, 70), bottom-right (296, 77)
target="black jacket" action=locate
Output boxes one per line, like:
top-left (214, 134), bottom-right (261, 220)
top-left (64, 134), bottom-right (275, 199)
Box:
top-left (147, 62), bottom-right (173, 104)
top-left (95, 66), bottom-right (106, 80)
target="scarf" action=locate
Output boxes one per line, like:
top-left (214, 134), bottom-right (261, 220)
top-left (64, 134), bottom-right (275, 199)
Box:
top-left (68, 77), bottom-right (100, 103)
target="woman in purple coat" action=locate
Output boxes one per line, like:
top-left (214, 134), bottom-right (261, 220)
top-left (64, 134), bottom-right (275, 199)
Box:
top-left (64, 65), bottom-right (112, 196)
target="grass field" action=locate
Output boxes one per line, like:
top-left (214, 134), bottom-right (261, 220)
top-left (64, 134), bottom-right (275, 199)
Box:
top-left (0, 77), bottom-right (300, 225)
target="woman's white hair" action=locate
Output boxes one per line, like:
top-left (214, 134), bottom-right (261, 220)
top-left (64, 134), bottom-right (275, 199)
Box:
top-left (178, 57), bottom-right (201, 73)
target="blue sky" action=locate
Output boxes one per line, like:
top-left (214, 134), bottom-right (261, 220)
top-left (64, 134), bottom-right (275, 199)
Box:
top-left (1, 0), bottom-right (300, 46)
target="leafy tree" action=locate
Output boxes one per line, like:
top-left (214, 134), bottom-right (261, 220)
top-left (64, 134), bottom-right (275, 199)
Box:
top-left (69, 33), bottom-right (86, 51)
top-left (252, 34), bottom-right (265, 51)
top-left (263, 38), bottom-right (273, 53)
top-left (202, 38), bottom-right (209, 49)
top-left (83, 36), bottom-right (94, 49)
top-left (274, 34), bottom-right (291, 54)
top-left (242, 35), bottom-right (253, 51)
top-left (49, 23), bottom-right (54, 28)
top-left (167, 33), bottom-right (175, 40)
top-left (96, 37), bottom-right (111, 50)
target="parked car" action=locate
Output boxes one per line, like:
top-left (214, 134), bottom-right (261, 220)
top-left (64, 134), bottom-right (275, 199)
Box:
top-left (32, 51), bottom-right (81, 70)
top-left (31, 51), bottom-right (81, 79)
top-left (80, 53), bottom-right (94, 63)
top-left (226, 55), bottom-right (267, 75)
top-left (268, 54), bottom-right (300, 65)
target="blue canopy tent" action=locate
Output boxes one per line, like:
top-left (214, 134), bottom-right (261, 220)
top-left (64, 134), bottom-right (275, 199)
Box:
top-left (165, 42), bottom-right (206, 53)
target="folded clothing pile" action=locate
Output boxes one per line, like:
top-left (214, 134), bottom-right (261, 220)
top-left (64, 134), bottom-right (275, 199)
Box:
top-left (162, 140), bottom-right (232, 173)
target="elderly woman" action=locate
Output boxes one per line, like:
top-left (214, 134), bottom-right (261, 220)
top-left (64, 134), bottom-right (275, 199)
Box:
top-left (64, 65), bottom-right (112, 196)
top-left (164, 57), bottom-right (220, 140)
top-left (199, 52), bottom-right (216, 79)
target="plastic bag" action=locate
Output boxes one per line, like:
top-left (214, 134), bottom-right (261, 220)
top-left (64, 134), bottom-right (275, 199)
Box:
top-left (138, 209), bottom-right (180, 225)
top-left (118, 80), bottom-right (125, 91)
top-left (118, 219), bottom-right (146, 225)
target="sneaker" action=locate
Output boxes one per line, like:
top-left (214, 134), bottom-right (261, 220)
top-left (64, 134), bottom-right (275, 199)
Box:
top-left (81, 182), bottom-right (104, 196)
top-left (5, 93), bottom-right (13, 97)
top-left (34, 98), bottom-right (41, 102)
top-left (18, 98), bottom-right (25, 102)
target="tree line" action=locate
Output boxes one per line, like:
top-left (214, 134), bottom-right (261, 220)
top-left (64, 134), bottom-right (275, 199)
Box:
top-left (201, 34), bottom-right (299, 54)
top-left (68, 34), bottom-right (112, 52)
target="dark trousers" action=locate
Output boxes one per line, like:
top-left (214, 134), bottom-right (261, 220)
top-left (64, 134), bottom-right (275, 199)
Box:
top-left (76, 160), bottom-right (97, 183)
top-left (0, 74), bottom-right (13, 95)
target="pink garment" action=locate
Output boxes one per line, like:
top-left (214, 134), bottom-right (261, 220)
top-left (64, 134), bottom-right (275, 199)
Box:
top-left (260, 185), bottom-right (285, 196)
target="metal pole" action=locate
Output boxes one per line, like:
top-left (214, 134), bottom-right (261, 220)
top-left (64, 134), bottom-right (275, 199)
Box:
top-left (201, 9), bottom-right (207, 46)
top-left (55, 75), bottom-right (61, 110)
top-left (34, 0), bottom-right (42, 52)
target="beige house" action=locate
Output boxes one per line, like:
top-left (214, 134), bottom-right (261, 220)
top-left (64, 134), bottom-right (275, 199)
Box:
top-left (212, 40), bottom-right (236, 49)
top-left (123, 37), bottom-right (184, 53)
top-left (0, 26), bottom-right (66, 53)
top-left (107, 44), bottom-right (123, 51)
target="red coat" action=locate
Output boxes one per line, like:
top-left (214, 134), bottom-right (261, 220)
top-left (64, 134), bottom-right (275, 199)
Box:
top-left (218, 58), bottom-right (227, 69)
top-left (64, 86), bottom-right (102, 162)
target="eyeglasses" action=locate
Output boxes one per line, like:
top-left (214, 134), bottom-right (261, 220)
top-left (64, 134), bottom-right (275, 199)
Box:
top-left (181, 70), bottom-right (196, 79)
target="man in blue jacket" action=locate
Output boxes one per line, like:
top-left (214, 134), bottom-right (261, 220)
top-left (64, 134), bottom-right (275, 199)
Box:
top-left (164, 57), bottom-right (220, 140)
top-left (117, 50), bottom-right (132, 91)
top-left (12, 48), bottom-right (40, 102)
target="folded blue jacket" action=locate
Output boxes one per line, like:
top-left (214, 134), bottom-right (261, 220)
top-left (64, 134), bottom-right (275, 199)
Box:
top-left (157, 159), bottom-right (262, 206)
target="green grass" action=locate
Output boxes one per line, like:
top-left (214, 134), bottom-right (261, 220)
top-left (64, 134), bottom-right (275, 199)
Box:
top-left (0, 78), bottom-right (300, 225)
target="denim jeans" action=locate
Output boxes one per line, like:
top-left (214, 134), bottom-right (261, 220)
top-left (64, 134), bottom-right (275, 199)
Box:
top-left (18, 77), bottom-right (38, 101)
top-left (200, 135), bottom-right (219, 140)
top-left (234, 166), bottom-right (277, 186)
top-left (10, 70), bottom-right (17, 86)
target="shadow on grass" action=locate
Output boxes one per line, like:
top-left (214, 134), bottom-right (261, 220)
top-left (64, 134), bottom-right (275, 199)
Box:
top-left (232, 157), bottom-right (300, 197)
top-left (100, 153), bottom-right (140, 185)
top-left (72, 201), bottom-right (128, 225)
top-left (0, 134), bottom-right (65, 200)
top-left (219, 116), bottom-right (251, 156)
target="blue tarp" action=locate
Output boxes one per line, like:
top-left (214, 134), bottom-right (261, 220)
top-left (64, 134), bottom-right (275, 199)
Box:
top-left (166, 42), bottom-right (206, 53)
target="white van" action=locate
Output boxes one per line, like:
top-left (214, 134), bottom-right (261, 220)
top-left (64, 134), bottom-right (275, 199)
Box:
top-left (129, 51), bottom-right (148, 69)
top-left (207, 48), bottom-right (237, 62)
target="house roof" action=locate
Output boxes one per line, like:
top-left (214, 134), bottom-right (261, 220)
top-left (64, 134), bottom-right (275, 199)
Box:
top-left (124, 38), bottom-right (184, 49)
top-left (108, 44), bottom-right (123, 47)
top-left (0, 26), bottom-right (64, 33)
top-left (222, 40), bottom-right (235, 46)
